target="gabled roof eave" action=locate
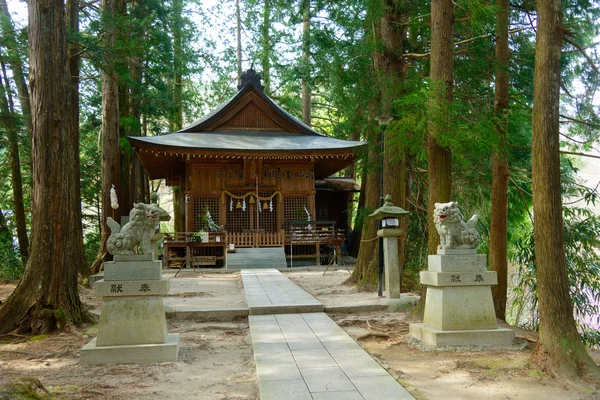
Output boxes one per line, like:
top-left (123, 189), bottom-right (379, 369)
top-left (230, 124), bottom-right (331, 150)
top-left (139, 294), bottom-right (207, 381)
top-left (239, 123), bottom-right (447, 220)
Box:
top-left (177, 83), bottom-right (324, 136)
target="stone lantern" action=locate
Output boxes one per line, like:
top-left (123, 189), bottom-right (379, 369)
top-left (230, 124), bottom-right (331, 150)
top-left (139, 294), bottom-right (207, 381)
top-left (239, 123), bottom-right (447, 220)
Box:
top-left (369, 194), bottom-right (409, 299)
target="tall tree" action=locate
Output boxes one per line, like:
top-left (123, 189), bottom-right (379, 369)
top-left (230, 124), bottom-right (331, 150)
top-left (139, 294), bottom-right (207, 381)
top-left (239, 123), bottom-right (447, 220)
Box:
top-left (489, 0), bottom-right (509, 320)
top-left (426, 0), bottom-right (454, 255)
top-left (172, 0), bottom-right (185, 233)
top-left (377, 0), bottom-right (408, 290)
top-left (0, 58), bottom-right (29, 261)
top-left (531, 0), bottom-right (600, 379)
top-left (348, 122), bottom-right (381, 288)
top-left (91, 0), bottom-right (121, 274)
top-left (126, 0), bottom-right (148, 206)
top-left (67, 0), bottom-right (89, 277)
top-left (0, 0), bottom-right (32, 139)
top-left (347, 2), bottom-right (385, 288)
top-left (260, 0), bottom-right (271, 94)
top-left (0, 0), bottom-right (89, 333)
top-left (235, 0), bottom-right (242, 84)
top-left (301, 0), bottom-right (311, 125)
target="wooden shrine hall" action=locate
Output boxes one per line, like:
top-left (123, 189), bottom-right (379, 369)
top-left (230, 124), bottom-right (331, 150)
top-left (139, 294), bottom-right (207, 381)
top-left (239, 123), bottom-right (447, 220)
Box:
top-left (128, 69), bottom-right (364, 267)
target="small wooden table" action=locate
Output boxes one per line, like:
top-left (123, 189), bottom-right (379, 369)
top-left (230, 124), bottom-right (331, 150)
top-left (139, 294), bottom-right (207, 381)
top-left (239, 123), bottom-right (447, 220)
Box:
top-left (174, 241), bottom-right (204, 277)
top-left (323, 234), bottom-right (350, 275)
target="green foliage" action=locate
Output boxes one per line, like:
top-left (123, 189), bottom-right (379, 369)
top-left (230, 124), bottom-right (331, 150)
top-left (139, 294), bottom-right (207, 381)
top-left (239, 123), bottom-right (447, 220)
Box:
top-left (83, 232), bottom-right (101, 267)
top-left (509, 185), bottom-right (600, 346)
top-left (0, 377), bottom-right (52, 400)
top-left (0, 233), bottom-right (23, 280)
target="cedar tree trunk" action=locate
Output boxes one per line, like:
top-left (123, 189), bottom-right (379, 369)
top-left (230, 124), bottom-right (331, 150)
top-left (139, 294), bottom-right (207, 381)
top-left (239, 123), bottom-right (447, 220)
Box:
top-left (0, 0), bottom-right (90, 333)
top-left (378, 0), bottom-right (408, 291)
top-left (67, 0), bottom-right (89, 277)
top-left (261, 0), bottom-right (271, 94)
top-left (0, 60), bottom-right (29, 261)
top-left (489, 0), bottom-right (509, 320)
top-left (426, 0), bottom-right (453, 255)
top-left (347, 124), bottom-right (381, 289)
top-left (0, 0), bottom-right (32, 137)
top-left (531, 0), bottom-right (600, 380)
top-left (172, 0), bottom-right (186, 232)
top-left (235, 0), bottom-right (242, 84)
top-left (91, 0), bottom-right (121, 274)
top-left (301, 0), bottom-right (311, 126)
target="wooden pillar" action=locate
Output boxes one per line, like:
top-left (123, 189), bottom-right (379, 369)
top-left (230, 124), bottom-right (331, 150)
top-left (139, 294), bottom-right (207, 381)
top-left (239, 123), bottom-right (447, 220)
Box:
top-left (276, 168), bottom-right (284, 232)
top-left (185, 193), bottom-right (193, 232)
top-left (219, 191), bottom-right (227, 228)
top-left (185, 162), bottom-right (193, 233)
top-left (316, 237), bottom-right (320, 266)
top-left (308, 191), bottom-right (316, 221)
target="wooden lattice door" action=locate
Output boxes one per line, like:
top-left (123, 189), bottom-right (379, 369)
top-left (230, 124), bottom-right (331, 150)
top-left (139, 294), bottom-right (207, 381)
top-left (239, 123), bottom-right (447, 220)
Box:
top-left (225, 192), bottom-right (251, 233)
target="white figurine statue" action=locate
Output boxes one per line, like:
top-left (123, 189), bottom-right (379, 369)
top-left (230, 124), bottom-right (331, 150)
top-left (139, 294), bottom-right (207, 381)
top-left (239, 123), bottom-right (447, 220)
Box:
top-left (433, 201), bottom-right (480, 250)
top-left (107, 202), bottom-right (169, 255)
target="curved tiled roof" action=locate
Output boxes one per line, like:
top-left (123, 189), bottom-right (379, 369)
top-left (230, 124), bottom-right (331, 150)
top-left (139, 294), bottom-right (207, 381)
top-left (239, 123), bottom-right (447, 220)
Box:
top-left (129, 131), bottom-right (363, 152)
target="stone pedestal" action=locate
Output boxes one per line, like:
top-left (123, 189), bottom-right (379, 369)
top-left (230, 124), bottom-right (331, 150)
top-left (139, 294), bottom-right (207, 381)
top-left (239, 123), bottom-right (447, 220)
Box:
top-left (80, 254), bottom-right (180, 364)
top-left (409, 250), bottom-right (513, 347)
top-left (377, 228), bottom-right (403, 300)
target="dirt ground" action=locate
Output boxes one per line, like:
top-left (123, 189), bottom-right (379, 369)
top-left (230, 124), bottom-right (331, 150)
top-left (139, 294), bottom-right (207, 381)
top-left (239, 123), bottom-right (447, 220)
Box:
top-left (1, 271), bottom-right (600, 400)
top-left (284, 269), bottom-right (391, 308)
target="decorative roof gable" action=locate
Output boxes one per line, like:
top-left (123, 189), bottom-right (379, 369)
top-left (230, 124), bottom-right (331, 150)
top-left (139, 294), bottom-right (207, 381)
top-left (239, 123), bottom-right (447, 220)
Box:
top-left (178, 69), bottom-right (322, 136)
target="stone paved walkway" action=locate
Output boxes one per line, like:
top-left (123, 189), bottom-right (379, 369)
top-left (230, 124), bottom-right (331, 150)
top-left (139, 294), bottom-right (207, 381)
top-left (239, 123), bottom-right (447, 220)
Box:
top-left (242, 269), bottom-right (414, 400)
top-left (241, 269), bottom-right (323, 315)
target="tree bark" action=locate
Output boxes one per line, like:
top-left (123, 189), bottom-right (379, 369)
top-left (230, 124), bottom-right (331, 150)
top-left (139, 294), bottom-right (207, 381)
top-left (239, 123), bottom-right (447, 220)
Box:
top-left (66, 0), bottom-right (89, 278)
top-left (0, 0), bottom-right (90, 333)
top-left (235, 0), bottom-right (242, 85)
top-left (347, 124), bottom-right (381, 289)
top-left (91, 0), bottom-right (121, 274)
top-left (116, 0), bottom-right (131, 216)
top-left (171, 0), bottom-right (185, 232)
top-left (489, 0), bottom-right (509, 320)
top-left (128, 27), bottom-right (147, 205)
top-left (301, 0), bottom-right (311, 126)
top-left (0, 59), bottom-right (29, 261)
top-left (378, 0), bottom-right (408, 291)
top-left (172, 0), bottom-right (183, 132)
top-left (426, 0), bottom-right (453, 255)
top-left (348, 167), bottom-right (366, 257)
top-left (261, 0), bottom-right (271, 94)
top-left (0, 0), bottom-right (33, 139)
top-left (531, 0), bottom-right (600, 380)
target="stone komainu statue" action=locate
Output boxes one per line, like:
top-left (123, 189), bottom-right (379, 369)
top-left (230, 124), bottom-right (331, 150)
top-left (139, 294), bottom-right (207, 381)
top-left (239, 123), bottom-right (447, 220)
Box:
top-left (107, 203), bottom-right (169, 255)
top-left (433, 201), bottom-right (480, 250)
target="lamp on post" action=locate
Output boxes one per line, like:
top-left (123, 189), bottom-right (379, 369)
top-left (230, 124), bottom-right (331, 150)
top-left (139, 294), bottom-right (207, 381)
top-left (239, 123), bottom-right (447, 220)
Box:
top-left (369, 194), bottom-right (409, 299)
top-left (375, 116), bottom-right (393, 297)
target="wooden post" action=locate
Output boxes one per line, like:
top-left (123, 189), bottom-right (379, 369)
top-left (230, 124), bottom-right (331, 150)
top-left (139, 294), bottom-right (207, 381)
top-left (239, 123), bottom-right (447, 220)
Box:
top-left (316, 237), bottom-right (320, 266)
top-left (277, 194), bottom-right (284, 233)
top-left (185, 194), bottom-right (193, 232)
top-left (219, 191), bottom-right (227, 228)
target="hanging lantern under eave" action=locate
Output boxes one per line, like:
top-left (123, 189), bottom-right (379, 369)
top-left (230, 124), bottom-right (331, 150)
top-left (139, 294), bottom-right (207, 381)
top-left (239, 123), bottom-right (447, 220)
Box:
top-left (236, 200), bottom-right (242, 209)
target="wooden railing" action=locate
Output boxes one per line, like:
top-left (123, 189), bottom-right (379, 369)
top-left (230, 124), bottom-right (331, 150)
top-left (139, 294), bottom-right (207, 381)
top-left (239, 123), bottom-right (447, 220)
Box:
top-left (256, 232), bottom-right (285, 247)
top-left (227, 231), bottom-right (285, 248)
top-left (227, 232), bottom-right (255, 248)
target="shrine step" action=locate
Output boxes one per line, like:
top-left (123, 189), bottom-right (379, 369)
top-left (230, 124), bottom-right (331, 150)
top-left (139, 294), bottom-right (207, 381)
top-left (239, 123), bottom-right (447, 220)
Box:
top-left (227, 247), bottom-right (287, 269)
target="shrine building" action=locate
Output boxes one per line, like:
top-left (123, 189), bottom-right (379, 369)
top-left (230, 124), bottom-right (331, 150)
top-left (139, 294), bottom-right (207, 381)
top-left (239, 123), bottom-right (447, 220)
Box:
top-left (128, 70), bottom-right (364, 266)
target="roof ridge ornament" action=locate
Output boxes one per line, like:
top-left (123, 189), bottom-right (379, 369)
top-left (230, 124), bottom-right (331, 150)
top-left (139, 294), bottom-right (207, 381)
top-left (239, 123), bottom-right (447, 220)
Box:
top-left (238, 68), bottom-right (265, 92)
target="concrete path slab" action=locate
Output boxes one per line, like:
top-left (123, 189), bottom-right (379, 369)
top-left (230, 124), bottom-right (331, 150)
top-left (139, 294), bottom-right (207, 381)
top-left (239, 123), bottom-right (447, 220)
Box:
top-left (249, 313), bottom-right (414, 400)
top-left (241, 269), bottom-right (324, 315)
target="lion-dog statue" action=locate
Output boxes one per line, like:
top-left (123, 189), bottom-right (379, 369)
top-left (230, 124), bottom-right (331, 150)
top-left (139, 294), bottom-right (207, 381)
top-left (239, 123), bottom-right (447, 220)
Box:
top-left (433, 201), bottom-right (480, 250)
top-left (107, 202), bottom-right (169, 255)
